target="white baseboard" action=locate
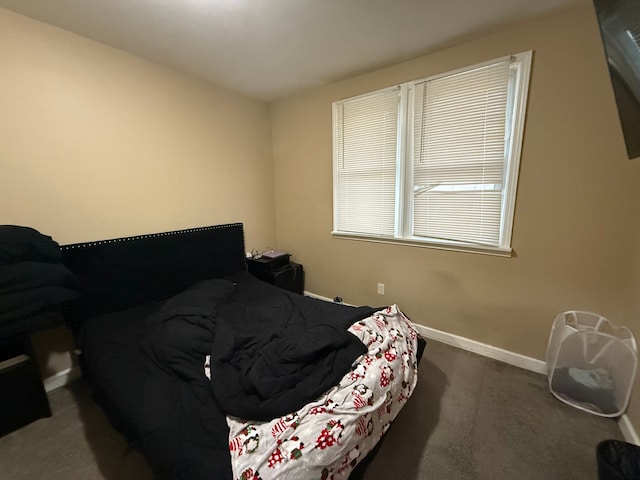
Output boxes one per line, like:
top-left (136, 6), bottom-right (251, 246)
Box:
top-left (618, 414), bottom-right (640, 446)
top-left (305, 291), bottom-right (640, 443)
top-left (412, 323), bottom-right (547, 375)
top-left (304, 291), bottom-right (337, 303)
top-left (43, 366), bottom-right (81, 392)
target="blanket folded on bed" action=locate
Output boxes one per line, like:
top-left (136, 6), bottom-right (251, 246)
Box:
top-left (210, 306), bottom-right (369, 421)
top-left (144, 275), bottom-right (372, 421)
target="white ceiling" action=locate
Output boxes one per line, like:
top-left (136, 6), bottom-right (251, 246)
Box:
top-left (0, 0), bottom-right (584, 101)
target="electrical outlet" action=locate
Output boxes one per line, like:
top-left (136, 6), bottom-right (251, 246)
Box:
top-left (377, 283), bottom-right (385, 295)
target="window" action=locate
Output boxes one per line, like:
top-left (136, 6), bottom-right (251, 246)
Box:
top-left (332, 52), bottom-right (532, 256)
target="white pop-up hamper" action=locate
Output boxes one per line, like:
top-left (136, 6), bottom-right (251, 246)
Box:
top-left (546, 310), bottom-right (637, 417)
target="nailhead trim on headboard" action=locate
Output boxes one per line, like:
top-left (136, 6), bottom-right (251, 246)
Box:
top-left (60, 223), bottom-right (243, 250)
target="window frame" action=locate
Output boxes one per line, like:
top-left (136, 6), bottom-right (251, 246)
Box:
top-left (332, 51), bottom-right (533, 257)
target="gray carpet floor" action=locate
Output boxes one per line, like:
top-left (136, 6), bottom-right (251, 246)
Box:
top-left (0, 340), bottom-right (625, 479)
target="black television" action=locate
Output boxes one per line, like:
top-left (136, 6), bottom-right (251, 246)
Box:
top-left (593, 0), bottom-right (640, 160)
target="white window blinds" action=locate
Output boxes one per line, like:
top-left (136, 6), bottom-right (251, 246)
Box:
top-left (412, 60), bottom-right (511, 246)
top-left (334, 88), bottom-right (400, 236)
top-left (332, 52), bottom-right (531, 255)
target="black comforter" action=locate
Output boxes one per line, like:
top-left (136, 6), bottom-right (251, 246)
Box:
top-left (130, 271), bottom-right (375, 479)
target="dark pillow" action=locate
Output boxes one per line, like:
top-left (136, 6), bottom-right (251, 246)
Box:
top-left (0, 226), bottom-right (61, 265)
top-left (0, 262), bottom-right (78, 294)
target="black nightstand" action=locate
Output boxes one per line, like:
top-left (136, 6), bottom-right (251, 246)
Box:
top-left (247, 256), bottom-right (304, 294)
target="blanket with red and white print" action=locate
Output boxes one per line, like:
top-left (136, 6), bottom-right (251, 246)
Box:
top-left (226, 304), bottom-right (419, 480)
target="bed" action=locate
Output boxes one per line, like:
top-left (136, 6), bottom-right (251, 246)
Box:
top-left (60, 223), bottom-right (426, 480)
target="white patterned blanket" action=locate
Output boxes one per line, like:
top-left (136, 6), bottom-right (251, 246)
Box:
top-left (225, 304), bottom-right (419, 480)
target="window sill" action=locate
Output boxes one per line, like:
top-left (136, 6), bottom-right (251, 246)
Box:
top-left (331, 232), bottom-right (513, 257)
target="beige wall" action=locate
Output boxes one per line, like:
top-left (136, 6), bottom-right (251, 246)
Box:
top-left (0, 8), bottom-right (276, 376)
top-left (271, 3), bottom-right (640, 429)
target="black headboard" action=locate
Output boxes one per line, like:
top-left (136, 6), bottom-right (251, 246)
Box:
top-left (61, 223), bottom-right (246, 329)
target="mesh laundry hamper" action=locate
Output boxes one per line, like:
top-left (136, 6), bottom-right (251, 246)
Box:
top-left (546, 311), bottom-right (637, 417)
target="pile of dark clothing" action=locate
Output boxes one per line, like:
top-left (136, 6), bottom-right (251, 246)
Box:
top-left (0, 225), bottom-right (79, 339)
